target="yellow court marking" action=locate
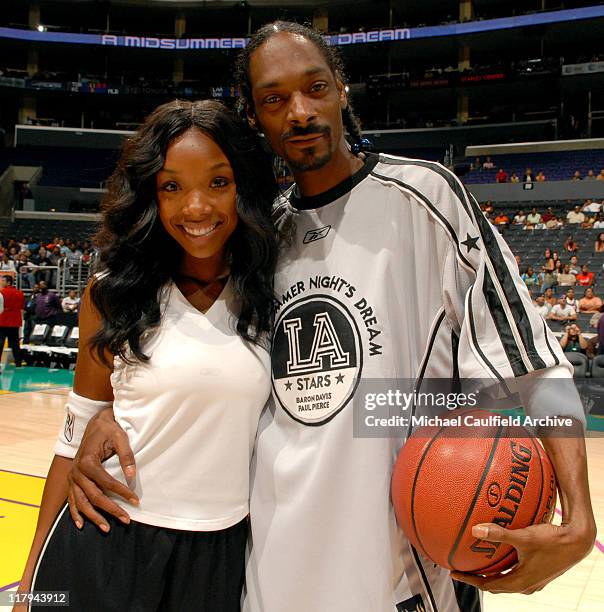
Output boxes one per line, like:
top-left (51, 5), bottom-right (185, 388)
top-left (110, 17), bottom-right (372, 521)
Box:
top-left (0, 471), bottom-right (44, 591)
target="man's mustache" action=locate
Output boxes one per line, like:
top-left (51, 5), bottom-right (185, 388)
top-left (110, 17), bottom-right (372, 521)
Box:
top-left (281, 124), bottom-right (331, 143)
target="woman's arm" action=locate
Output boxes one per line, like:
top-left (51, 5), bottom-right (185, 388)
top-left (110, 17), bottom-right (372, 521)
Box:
top-left (16, 283), bottom-right (114, 596)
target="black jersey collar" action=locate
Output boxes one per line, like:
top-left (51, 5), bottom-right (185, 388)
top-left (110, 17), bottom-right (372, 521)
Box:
top-left (289, 152), bottom-right (379, 211)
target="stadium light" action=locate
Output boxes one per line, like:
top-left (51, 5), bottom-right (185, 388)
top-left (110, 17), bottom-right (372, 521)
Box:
top-left (37, 25), bottom-right (46, 32)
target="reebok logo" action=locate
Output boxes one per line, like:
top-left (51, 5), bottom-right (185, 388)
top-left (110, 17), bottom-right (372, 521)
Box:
top-left (303, 225), bottom-right (331, 244)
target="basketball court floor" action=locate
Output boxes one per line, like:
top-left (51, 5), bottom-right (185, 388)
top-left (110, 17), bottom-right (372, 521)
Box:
top-left (0, 365), bottom-right (602, 611)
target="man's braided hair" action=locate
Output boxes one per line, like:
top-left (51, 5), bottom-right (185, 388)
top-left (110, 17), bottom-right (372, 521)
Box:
top-left (234, 21), bottom-right (370, 153)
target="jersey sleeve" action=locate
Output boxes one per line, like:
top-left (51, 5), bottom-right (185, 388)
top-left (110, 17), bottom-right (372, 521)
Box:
top-left (438, 177), bottom-right (585, 424)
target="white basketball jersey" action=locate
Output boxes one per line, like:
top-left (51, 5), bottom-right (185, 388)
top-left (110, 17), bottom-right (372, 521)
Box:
top-left (244, 154), bottom-right (582, 612)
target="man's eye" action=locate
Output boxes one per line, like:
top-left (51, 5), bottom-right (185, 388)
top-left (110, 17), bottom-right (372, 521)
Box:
top-left (311, 82), bottom-right (327, 93)
top-left (264, 95), bottom-right (281, 105)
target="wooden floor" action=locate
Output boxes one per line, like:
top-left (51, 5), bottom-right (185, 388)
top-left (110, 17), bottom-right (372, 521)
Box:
top-left (0, 381), bottom-right (602, 610)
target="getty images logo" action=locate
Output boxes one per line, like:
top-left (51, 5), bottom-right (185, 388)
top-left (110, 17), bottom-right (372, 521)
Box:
top-left (303, 225), bottom-right (331, 244)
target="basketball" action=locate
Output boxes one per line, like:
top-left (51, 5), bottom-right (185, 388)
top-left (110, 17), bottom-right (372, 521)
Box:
top-left (391, 410), bottom-right (557, 575)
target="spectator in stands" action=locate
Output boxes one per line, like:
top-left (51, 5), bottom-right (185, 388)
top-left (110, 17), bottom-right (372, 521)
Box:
top-left (548, 297), bottom-right (577, 322)
top-left (19, 238), bottom-right (28, 253)
top-left (533, 294), bottom-right (551, 318)
top-left (61, 289), bottom-right (80, 313)
top-left (33, 280), bottom-right (61, 327)
top-left (495, 168), bottom-right (508, 183)
top-left (543, 286), bottom-right (557, 307)
top-left (572, 170), bottom-right (582, 181)
top-left (595, 233), bottom-right (604, 252)
top-left (484, 200), bottom-right (494, 215)
top-left (582, 199), bottom-right (601, 213)
top-left (576, 264), bottom-right (595, 287)
top-left (494, 212), bottom-right (509, 226)
top-left (545, 215), bottom-right (562, 230)
top-left (48, 246), bottom-right (66, 288)
top-left (559, 323), bottom-right (587, 354)
top-left (594, 214), bottom-right (604, 229)
top-left (510, 172), bottom-right (520, 183)
top-left (522, 168), bottom-right (534, 183)
top-left (526, 207), bottom-right (541, 225)
top-left (471, 156), bottom-right (481, 170)
top-left (23, 284), bottom-right (39, 342)
top-left (32, 246), bottom-right (53, 285)
top-left (15, 253), bottom-right (36, 289)
top-left (0, 254), bottom-right (15, 272)
top-left (521, 266), bottom-right (540, 289)
top-left (482, 156), bottom-right (495, 169)
top-left (565, 288), bottom-right (580, 312)
top-left (579, 287), bottom-right (603, 312)
top-left (536, 171), bottom-right (546, 182)
top-left (569, 255), bottom-right (580, 275)
top-left (514, 254), bottom-right (523, 272)
top-left (564, 235), bottom-right (578, 253)
top-left (512, 210), bottom-right (526, 225)
top-left (586, 170), bottom-right (596, 180)
top-left (0, 275), bottom-right (24, 369)
top-left (597, 169), bottom-right (604, 181)
top-left (590, 303), bottom-right (604, 329)
top-left (567, 205), bottom-right (586, 225)
top-left (557, 263), bottom-right (576, 287)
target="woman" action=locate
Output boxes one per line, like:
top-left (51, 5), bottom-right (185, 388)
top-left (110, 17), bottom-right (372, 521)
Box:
top-left (17, 100), bottom-right (278, 611)
top-left (564, 235), bottom-right (578, 253)
top-left (541, 248), bottom-right (556, 292)
top-left (594, 232), bottom-right (604, 252)
top-left (521, 265), bottom-right (540, 289)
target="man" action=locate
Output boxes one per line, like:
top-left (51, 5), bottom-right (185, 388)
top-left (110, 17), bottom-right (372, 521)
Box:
top-left (34, 280), bottom-right (61, 326)
top-left (579, 287), bottom-right (603, 312)
top-left (61, 289), bottom-right (80, 313)
top-left (597, 169), bottom-right (604, 181)
top-left (576, 264), bottom-right (595, 287)
top-left (566, 205), bottom-right (585, 225)
top-left (548, 297), bottom-right (577, 323)
top-left (0, 275), bottom-right (24, 368)
top-left (64, 21), bottom-right (595, 612)
top-left (495, 168), bottom-right (508, 183)
top-left (526, 206), bottom-right (541, 225)
top-left (522, 167), bottom-right (533, 183)
top-left (565, 288), bottom-right (580, 312)
top-left (533, 294), bottom-right (551, 318)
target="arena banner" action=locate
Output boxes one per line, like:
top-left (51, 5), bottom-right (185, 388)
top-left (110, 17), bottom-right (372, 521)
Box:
top-left (1, 6), bottom-right (603, 50)
top-left (562, 61), bottom-right (604, 76)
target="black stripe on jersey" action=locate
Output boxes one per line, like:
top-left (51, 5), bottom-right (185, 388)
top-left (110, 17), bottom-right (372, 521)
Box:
top-left (482, 273), bottom-right (528, 377)
top-left (541, 318), bottom-right (560, 366)
top-left (464, 191), bottom-right (547, 372)
top-left (467, 286), bottom-right (507, 385)
top-left (406, 308), bottom-right (447, 439)
top-left (379, 155), bottom-right (473, 219)
top-left (370, 172), bottom-right (476, 272)
top-left (452, 580), bottom-right (481, 612)
top-left (379, 156), bottom-right (548, 374)
top-left (410, 545), bottom-right (439, 612)
top-left (451, 330), bottom-right (461, 394)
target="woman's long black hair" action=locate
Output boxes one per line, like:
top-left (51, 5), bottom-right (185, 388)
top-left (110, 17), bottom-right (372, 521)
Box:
top-left (91, 99), bottom-right (279, 365)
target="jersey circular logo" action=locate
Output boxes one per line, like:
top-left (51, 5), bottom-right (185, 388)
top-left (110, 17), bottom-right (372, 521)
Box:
top-left (272, 294), bottom-right (363, 425)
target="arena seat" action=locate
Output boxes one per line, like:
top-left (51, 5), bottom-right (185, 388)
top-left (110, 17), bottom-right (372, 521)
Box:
top-left (564, 352), bottom-right (590, 377)
top-left (590, 355), bottom-right (604, 378)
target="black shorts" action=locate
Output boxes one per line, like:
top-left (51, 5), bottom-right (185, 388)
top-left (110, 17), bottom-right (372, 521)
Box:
top-left (31, 504), bottom-right (248, 612)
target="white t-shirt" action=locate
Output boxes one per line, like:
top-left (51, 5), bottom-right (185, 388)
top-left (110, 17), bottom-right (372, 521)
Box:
top-left (535, 303), bottom-right (551, 317)
top-left (61, 296), bottom-right (80, 312)
top-left (567, 211), bottom-right (585, 224)
top-left (550, 304), bottom-right (575, 318)
top-left (245, 153), bottom-right (584, 612)
top-left (56, 279), bottom-right (271, 531)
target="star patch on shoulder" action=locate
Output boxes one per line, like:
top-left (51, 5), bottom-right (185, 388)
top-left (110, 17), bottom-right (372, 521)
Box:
top-left (461, 233), bottom-right (480, 253)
